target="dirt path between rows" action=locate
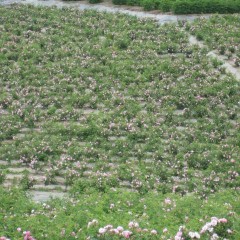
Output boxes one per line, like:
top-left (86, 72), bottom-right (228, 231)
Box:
top-left (189, 36), bottom-right (240, 81)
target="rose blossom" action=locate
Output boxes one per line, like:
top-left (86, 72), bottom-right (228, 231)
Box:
top-left (175, 231), bottom-right (182, 240)
top-left (117, 226), bottom-right (124, 232)
top-left (218, 218), bottom-right (227, 223)
top-left (164, 198), bottom-right (172, 204)
top-left (99, 228), bottom-right (106, 234)
top-left (163, 228), bottom-right (168, 233)
top-left (122, 230), bottom-right (132, 239)
top-left (151, 229), bottom-right (157, 235)
top-left (128, 221), bottom-right (139, 228)
top-left (189, 232), bottom-right (200, 239)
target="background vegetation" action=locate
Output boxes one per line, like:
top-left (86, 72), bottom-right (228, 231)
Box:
top-left (62, 0), bottom-right (240, 14)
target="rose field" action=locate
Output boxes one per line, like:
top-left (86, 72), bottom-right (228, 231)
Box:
top-left (0, 4), bottom-right (239, 240)
top-left (186, 14), bottom-right (240, 66)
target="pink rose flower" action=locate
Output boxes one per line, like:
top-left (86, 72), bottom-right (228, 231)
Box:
top-left (163, 228), bottom-right (168, 233)
top-left (175, 231), bottom-right (182, 240)
top-left (164, 198), bottom-right (172, 204)
top-left (218, 218), bottom-right (227, 223)
top-left (128, 221), bottom-right (139, 229)
top-left (122, 230), bottom-right (132, 239)
top-left (151, 229), bottom-right (157, 235)
top-left (117, 226), bottom-right (124, 232)
top-left (98, 228), bottom-right (107, 234)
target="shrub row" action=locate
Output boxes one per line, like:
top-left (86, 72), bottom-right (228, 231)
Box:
top-left (173, 0), bottom-right (240, 14)
top-left (129, 0), bottom-right (240, 14)
top-left (65, 0), bottom-right (240, 14)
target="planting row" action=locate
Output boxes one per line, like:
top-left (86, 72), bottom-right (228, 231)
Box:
top-left (186, 14), bottom-right (240, 67)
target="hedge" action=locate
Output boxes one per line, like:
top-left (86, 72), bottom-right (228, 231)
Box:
top-left (61, 0), bottom-right (240, 14)
top-left (113, 0), bottom-right (240, 14)
top-left (173, 0), bottom-right (240, 14)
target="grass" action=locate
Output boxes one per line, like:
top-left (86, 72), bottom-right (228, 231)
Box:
top-left (0, 4), bottom-right (239, 240)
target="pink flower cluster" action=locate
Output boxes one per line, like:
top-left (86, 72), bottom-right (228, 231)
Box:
top-left (98, 225), bottom-right (132, 238)
top-left (199, 217), bottom-right (231, 239)
top-left (175, 231), bottom-right (183, 240)
top-left (0, 230), bottom-right (35, 240)
top-left (200, 217), bottom-right (228, 234)
top-left (128, 221), bottom-right (139, 229)
top-left (87, 219), bottom-right (98, 228)
top-left (23, 231), bottom-right (35, 240)
top-left (188, 231), bottom-right (200, 239)
top-left (173, 217), bottom-right (230, 240)
top-left (97, 221), bottom-right (158, 239)
top-left (175, 226), bottom-right (185, 240)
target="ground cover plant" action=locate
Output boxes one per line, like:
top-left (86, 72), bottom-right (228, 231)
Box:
top-left (0, 4), bottom-right (240, 239)
top-left (186, 14), bottom-right (240, 67)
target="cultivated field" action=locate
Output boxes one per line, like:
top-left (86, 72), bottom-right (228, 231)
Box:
top-left (0, 5), bottom-right (239, 240)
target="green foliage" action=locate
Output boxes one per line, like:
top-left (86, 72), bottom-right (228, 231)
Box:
top-left (112, 0), bottom-right (128, 5)
top-left (0, 187), bottom-right (239, 239)
top-left (141, 0), bottom-right (161, 11)
top-left (89, 0), bottom-right (102, 3)
top-left (159, 0), bottom-right (175, 12)
top-left (173, 0), bottom-right (240, 14)
top-left (126, 0), bottom-right (140, 6)
top-left (111, 0), bottom-right (240, 13)
top-left (20, 171), bottom-right (35, 190)
top-left (0, 171), bottom-right (6, 184)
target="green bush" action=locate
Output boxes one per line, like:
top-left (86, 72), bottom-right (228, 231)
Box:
top-left (173, 0), bottom-right (240, 14)
top-left (159, 0), bottom-right (175, 12)
top-left (173, 0), bottom-right (198, 14)
top-left (89, 0), bottom-right (102, 3)
top-left (127, 0), bottom-right (140, 6)
top-left (63, 0), bottom-right (240, 13)
top-left (112, 0), bottom-right (128, 5)
top-left (141, 0), bottom-right (161, 11)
